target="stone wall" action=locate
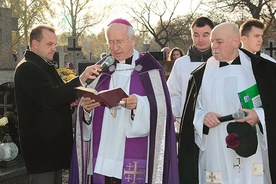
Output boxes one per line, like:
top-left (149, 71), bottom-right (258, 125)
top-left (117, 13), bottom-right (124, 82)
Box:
top-left (0, 70), bottom-right (14, 85)
top-left (0, 7), bottom-right (18, 70)
top-left (0, 6), bottom-right (18, 85)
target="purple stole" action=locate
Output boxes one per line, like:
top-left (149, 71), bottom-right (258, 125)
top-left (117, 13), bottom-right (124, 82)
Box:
top-left (69, 52), bottom-right (179, 184)
top-left (91, 70), bottom-right (148, 184)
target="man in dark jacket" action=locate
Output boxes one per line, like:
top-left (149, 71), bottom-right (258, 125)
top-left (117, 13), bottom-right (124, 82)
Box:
top-left (14, 25), bottom-right (100, 184)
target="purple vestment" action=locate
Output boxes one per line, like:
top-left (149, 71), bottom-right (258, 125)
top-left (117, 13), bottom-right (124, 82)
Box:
top-left (69, 52), bottom-right (179, 184)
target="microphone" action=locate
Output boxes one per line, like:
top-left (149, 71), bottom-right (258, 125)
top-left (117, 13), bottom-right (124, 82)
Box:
top-left (203, 111), bottom-right (245, 135)
top-left (85, 56), bottom-right (115, 85)
top-left (218, 111), bottom-right (245, 122)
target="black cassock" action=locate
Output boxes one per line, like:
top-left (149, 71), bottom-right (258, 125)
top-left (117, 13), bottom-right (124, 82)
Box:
top-left (178, 48), bottom-right (276, 184)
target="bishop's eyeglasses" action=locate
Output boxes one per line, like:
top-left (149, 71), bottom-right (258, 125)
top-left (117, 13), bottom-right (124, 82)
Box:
top-left (107, 38), bottom-right (131, 48)
top-left (107, 40), bottom-right (126, 47)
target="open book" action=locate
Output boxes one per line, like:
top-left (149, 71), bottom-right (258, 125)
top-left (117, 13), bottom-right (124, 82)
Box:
top-left (75, 86), bottom-right (128, 109)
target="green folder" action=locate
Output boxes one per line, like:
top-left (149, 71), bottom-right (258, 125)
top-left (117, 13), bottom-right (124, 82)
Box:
top-left (238, 84), bottom-right (262, 132)
top-left (238, 84), bottom-right (262, 109)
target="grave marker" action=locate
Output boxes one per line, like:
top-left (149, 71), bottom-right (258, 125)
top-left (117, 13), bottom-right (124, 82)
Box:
top-left (0, 6), bottom-right (18, 85)
top-left (0, 7), bottom-right (18, 70)
top-left (67, 37), bottom-right (82, 74)
top-left (265, 40), bottom-right (276, 59)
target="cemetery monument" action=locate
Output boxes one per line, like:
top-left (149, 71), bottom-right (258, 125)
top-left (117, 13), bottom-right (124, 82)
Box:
top-left (0, 4), bottom-right (18, 84)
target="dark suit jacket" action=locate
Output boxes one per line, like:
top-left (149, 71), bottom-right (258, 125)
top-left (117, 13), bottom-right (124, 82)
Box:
top-left (14, 50), bottom-right (81, 174)
top-left (178, 49), bottom-right (276, 183)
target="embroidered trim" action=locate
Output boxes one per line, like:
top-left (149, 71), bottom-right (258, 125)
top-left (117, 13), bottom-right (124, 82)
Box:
top-left (115, 67), bottom-right (135, 71)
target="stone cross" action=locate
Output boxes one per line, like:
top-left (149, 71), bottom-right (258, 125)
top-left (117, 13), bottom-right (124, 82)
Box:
top-left (0, 82), bottom-right (14, 115)
top-left (67, 37), bottom-right (82, 74)
top-left (0, 92), bottom-right (12, 113)
top-left (67, 37), bottom-right (82, 52)
top-left (265, 41), bottom-right (276, 59)
top-left (0, 7), bottom-right (18, 70)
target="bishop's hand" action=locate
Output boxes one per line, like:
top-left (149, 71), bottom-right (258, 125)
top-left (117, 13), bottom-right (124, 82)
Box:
top-left (120, 95), bottom-right (137, 110)
top-left (81, 97), bottom-right (100, 112)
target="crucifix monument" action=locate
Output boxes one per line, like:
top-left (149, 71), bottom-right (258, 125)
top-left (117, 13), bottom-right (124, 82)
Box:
top-left (67, 36), bottom-right (82, 74)
top-left (265, 40), bottom-right (276, 59)
top-left (59, 36), bottom-right (90, 75)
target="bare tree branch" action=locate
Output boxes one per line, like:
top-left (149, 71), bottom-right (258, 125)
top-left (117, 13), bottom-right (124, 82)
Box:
top-left (125, 0), bottom-right (201, 48)
top-left (58, 0), bottom-right (110, 38)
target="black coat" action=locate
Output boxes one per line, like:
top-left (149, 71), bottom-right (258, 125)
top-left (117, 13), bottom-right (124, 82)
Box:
top-left (178, 49), bottom-right (276, 183)
top-left (14, 50), bottom-right (81, 174)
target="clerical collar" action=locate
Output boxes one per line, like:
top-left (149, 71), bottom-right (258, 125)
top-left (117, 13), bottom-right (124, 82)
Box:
top-left (116, 55), bottom-right (133, 65)
top-left (219, 56), bottom-right (241, 67)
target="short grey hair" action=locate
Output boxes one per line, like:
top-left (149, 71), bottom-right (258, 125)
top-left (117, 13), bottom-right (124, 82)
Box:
top-left (105, 24), bottom-right (135, 42)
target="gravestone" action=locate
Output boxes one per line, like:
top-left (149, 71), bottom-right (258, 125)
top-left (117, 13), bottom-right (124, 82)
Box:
top-left (0, 82), bottom-right (16, 116)
top-left (58, 36), bottom-right (90, 75)
top-left (56, 46), bottom-right (67, 68)
top-left (0, 5), bottom-right (18, 84)
top-left (67, 36), bottom-right (83, 74)
top-left (17, 44), bottom-right (28, 63)
top-left (0, 5), bottom-right (27, 184)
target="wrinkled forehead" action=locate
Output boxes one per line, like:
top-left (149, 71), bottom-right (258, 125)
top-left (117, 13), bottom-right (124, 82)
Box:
top-left (211, 25), bottom-right (230, 38)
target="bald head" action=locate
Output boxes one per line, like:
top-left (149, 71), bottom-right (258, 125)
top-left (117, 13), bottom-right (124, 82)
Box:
top-left (215, 22), bottom-right (239, 37)
top-left (210, 22), bottom-right (240, 62)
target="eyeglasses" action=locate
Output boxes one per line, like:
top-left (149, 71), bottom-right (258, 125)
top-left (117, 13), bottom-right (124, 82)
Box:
top-left (107, 39), bottom-right (129, 48)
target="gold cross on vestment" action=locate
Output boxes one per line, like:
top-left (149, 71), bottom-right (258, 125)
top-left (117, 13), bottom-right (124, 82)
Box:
top-left (124, 161), bottom-right (145, 184)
